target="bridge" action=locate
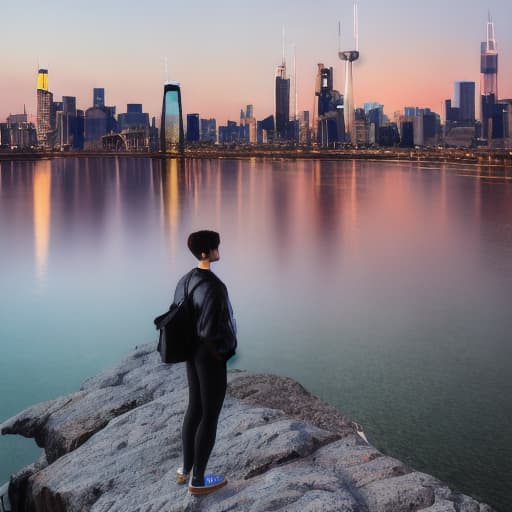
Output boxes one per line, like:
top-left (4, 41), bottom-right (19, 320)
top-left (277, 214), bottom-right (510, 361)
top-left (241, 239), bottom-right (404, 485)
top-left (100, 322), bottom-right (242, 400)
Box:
top-left (102, 130), bottom-right (149, 151)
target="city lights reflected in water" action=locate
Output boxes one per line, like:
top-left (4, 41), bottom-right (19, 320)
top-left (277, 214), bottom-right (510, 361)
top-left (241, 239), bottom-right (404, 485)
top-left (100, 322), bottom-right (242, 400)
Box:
top-left (32, 161), bottom-right (51, 288)
top-left (0, 158), bottom-right (511, 510)
top-left (161, 158), bottom-right (180, 257)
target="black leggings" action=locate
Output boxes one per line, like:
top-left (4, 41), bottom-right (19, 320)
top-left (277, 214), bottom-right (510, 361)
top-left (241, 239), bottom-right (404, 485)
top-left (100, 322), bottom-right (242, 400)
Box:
top-left (182, 343), bottom-right (227, 480)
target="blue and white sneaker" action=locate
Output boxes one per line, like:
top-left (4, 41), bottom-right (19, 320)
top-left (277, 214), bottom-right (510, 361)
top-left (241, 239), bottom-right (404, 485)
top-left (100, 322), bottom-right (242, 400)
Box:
top-left (188, 474), bottom-right (227, 495)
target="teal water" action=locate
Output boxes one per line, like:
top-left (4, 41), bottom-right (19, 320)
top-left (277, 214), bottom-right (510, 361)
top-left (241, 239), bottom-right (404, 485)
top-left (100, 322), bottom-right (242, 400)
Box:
top-left (0, 157), bottom-right (511, 510)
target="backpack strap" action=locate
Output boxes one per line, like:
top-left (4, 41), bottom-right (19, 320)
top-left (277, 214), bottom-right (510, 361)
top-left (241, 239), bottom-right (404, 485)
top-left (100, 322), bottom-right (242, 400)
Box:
top-left (183, 272), bottom-right (206, 306)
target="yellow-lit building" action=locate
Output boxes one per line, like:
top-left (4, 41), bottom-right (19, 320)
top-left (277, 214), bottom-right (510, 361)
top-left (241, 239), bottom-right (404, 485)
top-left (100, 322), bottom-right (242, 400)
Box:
top-left (37, 69), bottom-right (49, 91)
top-left (36, 69), bottom-right (52, 147)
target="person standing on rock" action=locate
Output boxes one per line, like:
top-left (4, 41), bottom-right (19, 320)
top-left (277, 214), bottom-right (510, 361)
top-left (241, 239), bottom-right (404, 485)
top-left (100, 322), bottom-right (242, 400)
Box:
top-left (174, 230), bottom-right (237, 495)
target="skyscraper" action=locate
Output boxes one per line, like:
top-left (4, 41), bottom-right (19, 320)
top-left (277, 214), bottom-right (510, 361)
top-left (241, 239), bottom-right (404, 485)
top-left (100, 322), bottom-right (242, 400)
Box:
top-left (312, 63), bottom-right (324, 141)
top-left (3, 109), bottom-right (38, 149)
top-left (240, 106), bottom-right (256, 144)
top-left (444, 81), bottom-right (476, 148)
top-left (84, 108), bottom-right (108, 150)
top-left (84, 88), bottom-right (115, 149)
top-left (318, 67), bottom-right (334, 116)
top-left (338, 1), bottom-right (360, 144)
top-left (363, 102), bottom-right (382, 114)
top-left (445, 99), bottom-right (459, 123)
top-left (299, 111), bottom-right (311, 145)
top-left (118, 104), bottom-right (150, 132)
top-left (480, 12), bottom-right (498, 139)
top-left (454, 82), bottom-right (475, 123)
top-left (200, 118), bottom-right (217, 143)
top-left (275, 67), bottom-right (290, 140)
top-left (404, 107), bottom-right (418, 118)
top-left (275, 32), bottom-right (290, 141)
top-left (63, 96), bottom-right (77, 116)
top-left (186, 113), bottom-right (200, 143)
top-left (37, 70), bottom-right (48, 91)
top-left (57, 96), bottom-right (78, 148)
top-left (93, 88), bottom-right (105, 109)
top-left (36, 69), bottom-right (53, 147)
top-left (316, 66), bottom-right (344, 147)
top-left (161, 81), bottom-right (184, 153)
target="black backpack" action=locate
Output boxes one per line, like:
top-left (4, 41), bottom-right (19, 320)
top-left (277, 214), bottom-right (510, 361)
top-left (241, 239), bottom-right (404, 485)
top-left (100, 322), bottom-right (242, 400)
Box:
top-left (154, 275), bottom-right (202, 363)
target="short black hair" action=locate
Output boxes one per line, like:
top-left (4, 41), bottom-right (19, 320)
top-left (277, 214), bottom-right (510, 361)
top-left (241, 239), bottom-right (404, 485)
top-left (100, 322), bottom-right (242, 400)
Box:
top-left (187, 230), bottom-right (220, 260)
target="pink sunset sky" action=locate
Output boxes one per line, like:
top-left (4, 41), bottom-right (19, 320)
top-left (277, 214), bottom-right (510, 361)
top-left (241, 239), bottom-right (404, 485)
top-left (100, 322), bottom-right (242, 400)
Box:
top-left (1, 0), bottom-right (511, 124)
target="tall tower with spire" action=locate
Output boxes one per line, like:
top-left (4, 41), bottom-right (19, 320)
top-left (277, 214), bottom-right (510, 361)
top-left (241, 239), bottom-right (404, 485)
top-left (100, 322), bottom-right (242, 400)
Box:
top-left (338, 1), bottom-right (360, 144)
top-left (275, 27), bottom-right (290, 141)
top-left (480, 11), bottom-right (498, 139)
top-left (36, 69), bottom-right (53, 147)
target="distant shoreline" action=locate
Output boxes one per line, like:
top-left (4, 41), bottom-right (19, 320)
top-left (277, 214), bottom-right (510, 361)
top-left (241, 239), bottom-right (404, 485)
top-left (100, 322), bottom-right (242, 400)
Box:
top-left (1, 147), bottom-right (512, 168)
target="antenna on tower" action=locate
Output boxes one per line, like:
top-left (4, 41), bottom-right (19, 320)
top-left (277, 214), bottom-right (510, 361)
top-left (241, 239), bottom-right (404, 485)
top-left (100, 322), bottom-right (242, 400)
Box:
top-left (354, 0), bottom-right (359, 52)
top-left (282, 25), bottom-right (286, 65)
top-left (164, 57), bottom-right (169, 83)
top-left (486, 10), bottom-right (496, 52)
top-left (293, 44), bottom-right (298, 121)
top-left (338, 20), bottom-right (342, 53)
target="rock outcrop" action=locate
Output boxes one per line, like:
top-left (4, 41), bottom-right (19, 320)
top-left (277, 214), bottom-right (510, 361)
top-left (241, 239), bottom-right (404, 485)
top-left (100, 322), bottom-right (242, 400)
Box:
top-left (1, 343), bottom-right (495, 512)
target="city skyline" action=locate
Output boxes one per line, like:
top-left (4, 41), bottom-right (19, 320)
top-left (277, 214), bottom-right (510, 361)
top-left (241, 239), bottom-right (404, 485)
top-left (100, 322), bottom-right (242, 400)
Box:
top-left (1, 0), bottom-right (511, 124)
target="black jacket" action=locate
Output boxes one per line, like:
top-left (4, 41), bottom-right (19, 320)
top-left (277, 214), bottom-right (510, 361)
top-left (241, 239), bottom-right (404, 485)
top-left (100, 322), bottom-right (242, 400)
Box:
top-left (174, 268), bottom-right (237, 359)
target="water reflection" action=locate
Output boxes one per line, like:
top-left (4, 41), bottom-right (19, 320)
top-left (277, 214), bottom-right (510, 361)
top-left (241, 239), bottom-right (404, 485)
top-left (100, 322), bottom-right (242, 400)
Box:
top-left (33, 161), bottom-right (51, 286)
top-left (160, 159), bottom-right (181, 255)
top-left (477, 175), bottom-right (512, 282)
top-left (271, 162), bottom-right (292, 260)
top-left (1, 157), bottom-right (511, 510)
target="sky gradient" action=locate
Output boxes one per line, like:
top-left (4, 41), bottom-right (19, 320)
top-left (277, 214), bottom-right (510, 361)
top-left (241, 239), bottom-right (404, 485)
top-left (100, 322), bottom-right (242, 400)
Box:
top-left (1, 0), bottom-right (511, 124)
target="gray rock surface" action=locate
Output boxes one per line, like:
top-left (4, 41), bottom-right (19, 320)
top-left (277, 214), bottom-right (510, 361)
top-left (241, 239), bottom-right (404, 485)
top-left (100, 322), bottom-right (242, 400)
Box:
top-left (1, 343), bottom-right (495, 512)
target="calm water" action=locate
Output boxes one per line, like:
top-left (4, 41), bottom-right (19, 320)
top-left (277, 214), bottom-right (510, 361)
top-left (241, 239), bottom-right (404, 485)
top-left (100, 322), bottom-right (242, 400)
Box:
top-left (0, 157), bottom-right (511, 510)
